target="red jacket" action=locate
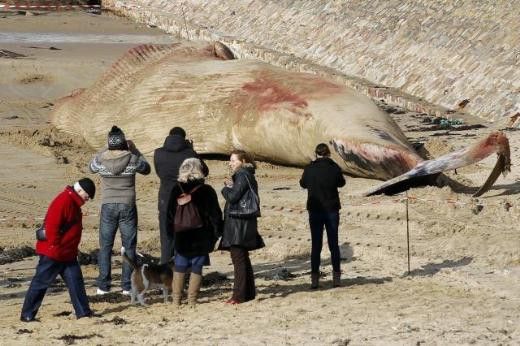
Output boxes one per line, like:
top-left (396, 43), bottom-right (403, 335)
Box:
top-left (36, 186), bottom-right (84, 262)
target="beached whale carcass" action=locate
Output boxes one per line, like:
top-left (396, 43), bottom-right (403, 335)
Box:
top-left (51, 42), bottom-right (510, 196)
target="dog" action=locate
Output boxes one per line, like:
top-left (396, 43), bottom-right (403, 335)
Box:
top-left (120, 247), bottom-right (174, 306)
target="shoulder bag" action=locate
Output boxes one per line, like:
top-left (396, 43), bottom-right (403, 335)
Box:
top-left (228, 175), bottom-right (260, 218)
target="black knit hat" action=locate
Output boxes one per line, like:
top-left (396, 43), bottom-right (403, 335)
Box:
top-left (169, 127), bottom-right (186, 138)
top-left (78, 178), bottom-right (96, 199)
top-left (108, 125), bottom-right (127, 150)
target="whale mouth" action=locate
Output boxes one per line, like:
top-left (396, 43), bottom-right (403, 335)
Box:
top-left (331, 139), bottom-right (418, 180)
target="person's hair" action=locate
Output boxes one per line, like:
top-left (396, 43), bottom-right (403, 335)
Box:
top-left (315, 143), bottom-right (331, 157)
top-left (169, 127), bottom-right (186, 138)
top-left (178, 158), bottom-right (205, 183)
top-left (230, 149), bottom-right (257, 169)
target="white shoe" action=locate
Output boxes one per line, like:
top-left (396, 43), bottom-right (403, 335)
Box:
top-left (96, 288), bottom-right (109, 295)
top-left (121, 290), bottom-right (131, 296)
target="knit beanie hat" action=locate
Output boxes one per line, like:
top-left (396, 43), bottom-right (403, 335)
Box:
top-left (108, 125), bottom-right (127, 150)
top-left (77, 178), bottom-right (96, 199)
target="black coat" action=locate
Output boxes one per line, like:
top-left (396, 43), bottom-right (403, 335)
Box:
top-left (219, 166), bottom-right (265, 251)
top-left (154, 135), bottom-right (209, 211)
top-left (167, 180), bottom-right (223, 257)
top-left (299, 157), bottom-right (346, 211)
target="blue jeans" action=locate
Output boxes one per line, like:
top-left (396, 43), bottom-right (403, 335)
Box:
top-left (96, 203), bottom-right (138, 291)
top-left (308, 211), bottom-right (341, 274)
top-left (21, 255), bottom-right (91, 319)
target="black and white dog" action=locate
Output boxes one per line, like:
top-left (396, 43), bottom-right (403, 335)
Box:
top-left (120, 247), bottom-right (174, 306)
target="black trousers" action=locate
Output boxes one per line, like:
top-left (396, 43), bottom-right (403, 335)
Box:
top-left (159, 208), bottom-right (175, 264)
top-left (230, 246), bottom-right (255, 302)
top-left (309, 211), bottom-right (341, 273)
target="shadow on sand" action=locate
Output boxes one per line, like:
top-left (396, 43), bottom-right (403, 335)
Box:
top-left (405, 256), bottom-right (473, 277)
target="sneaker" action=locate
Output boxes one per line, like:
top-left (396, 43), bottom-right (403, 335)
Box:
top-left (121, 290), bottom-right (131, 296)
top-left (96, 288), bottom-right (110, 295)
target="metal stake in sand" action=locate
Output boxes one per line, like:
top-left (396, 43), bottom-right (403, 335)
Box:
top-left (405, 191), bottom-right (411, 275)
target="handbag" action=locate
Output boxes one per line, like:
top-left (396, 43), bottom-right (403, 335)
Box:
top-left (173, 184), bottom-right (204, 232)
top-left (35, 225), bottom-right (46, 241)
top-left (228, 175), bottom-right (260, 218)
top-left (35, 217), bottom-right (77, 241)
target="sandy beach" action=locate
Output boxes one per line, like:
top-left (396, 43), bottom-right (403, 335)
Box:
top-left (0, 9), bottom-right (518, 345)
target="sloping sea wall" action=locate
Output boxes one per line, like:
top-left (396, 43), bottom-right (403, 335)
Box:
top-left (103, 0), bottom-right (519, 121)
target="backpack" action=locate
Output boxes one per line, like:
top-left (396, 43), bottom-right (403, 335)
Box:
top-left (173, 184), bottom-right (204, 232)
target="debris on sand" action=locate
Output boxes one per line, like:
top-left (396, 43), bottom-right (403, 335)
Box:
top-left (16, 329), bottom-right (32, 335)
top-left (0, 246), bottom-right (35, 265)
top-left (202, 271), bottom-right (229, 286)
top-left (78, 250), bottom-right (99, 265)
top-left (27, 46), bottom-right (62, 51)
top-left (101, 316), bottom-right (127, 325)
top-left (57, 333), bottom-right (102, 345)
top-left (2, 277), bottom-right (24, 288)
top-left (264, 267), bottom-right (296, 281)
top-left (88, 292), bottom-right (127, 304)
top-left (20, 74), bottom-right (47, 84)
top-left (0, 49), bottom-right (26, 59)
top-left (408, 116), bottom-right (485, 132)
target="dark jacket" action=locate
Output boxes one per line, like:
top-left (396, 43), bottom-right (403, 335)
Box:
top-left (300, 157), bottom-right (346, 211)
top-left (36, 186), bottom-right (84, 262)
top-left (167, 180), bottom-right (223, 257)
top-left (154, 135), bottom-right (209, 211)
top-left (219, 166), bottom-right (265, 251)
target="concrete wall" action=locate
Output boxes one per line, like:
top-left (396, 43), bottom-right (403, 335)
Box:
top-left (103, 0), bottom-right (519, 121)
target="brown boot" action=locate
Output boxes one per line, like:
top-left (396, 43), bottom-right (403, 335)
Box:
top-left (311, 272), bottom-right (319, 289)
top-left (187, 273), bottom-right (202, 306)
top-left (172, 272), bottom-right (185, 306)
top-left (332, 271), bottom-right (341, 288)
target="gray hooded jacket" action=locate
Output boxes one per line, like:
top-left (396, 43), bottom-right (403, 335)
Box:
top-left (89, 149), bottom-right (151, 205)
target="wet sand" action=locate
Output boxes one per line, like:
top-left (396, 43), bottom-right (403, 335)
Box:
top-left (0, 9), bottom-right (519, 346)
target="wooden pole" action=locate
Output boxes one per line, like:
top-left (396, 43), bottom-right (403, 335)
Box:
top-left (406, 191), bottom-right (411, 275)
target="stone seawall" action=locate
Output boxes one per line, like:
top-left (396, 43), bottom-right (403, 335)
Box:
top-left (102, 0), bottom-right (519, 121)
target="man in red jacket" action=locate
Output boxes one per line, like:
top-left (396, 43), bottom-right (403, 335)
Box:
top-left (20, 178), bottom-right (96, 322)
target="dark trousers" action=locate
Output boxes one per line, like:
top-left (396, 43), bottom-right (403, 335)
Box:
top-left (159, 207), bottom-right (175, 264)
top-left (230, 246), bottom-right (255, 302)
top-left (21, 255), bottom-right (91, 320)
top-left (309, 211), bottom-right (341, 274)
top-left (97, 203), bottom-right (138, 291)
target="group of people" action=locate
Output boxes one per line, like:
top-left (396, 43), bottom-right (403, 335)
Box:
top-left (20, 126), bottom-right (346, 322)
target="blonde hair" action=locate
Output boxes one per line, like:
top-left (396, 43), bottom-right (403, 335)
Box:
top-left (178, 158), bottom-right (205, 183)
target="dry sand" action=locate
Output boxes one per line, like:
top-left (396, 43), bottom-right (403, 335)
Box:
top-left (0, 9), bottom-right (518, 346)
